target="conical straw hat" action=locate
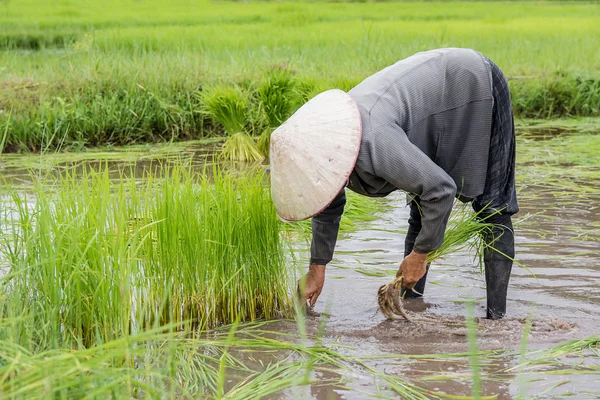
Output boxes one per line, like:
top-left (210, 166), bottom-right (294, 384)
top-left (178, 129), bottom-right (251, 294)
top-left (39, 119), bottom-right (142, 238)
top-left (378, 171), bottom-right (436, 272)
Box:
top-left (270, 89), bottom-right (362, 222)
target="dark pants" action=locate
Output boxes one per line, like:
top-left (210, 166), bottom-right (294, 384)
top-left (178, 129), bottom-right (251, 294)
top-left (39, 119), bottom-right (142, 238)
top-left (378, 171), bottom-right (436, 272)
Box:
top-left (403, 58), bottom-right (518, 320)
top-left (404, 199), bottom-right (515, 319)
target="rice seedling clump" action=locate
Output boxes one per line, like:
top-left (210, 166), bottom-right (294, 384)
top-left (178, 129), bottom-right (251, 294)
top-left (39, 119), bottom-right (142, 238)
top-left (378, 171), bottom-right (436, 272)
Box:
top-left (0, 166), bottom-right (291, 349)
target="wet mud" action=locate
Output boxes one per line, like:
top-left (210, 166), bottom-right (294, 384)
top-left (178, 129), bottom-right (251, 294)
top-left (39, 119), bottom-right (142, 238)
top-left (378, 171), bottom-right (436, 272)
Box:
top-left (277, 186), bottom-right (600, 399)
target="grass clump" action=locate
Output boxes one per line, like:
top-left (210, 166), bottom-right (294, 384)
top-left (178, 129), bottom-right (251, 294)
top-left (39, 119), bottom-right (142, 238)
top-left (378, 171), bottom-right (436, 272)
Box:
top-left (258, 68), bottom-right (299, 129)
top-left (0, 166), bottom-right (290, 349)
top-left (511, 74), bottom-right (600, 119)
top-left (201, 86), bottom-right (248, 137)
top-left (0, 31), bottom-right (80, 50)
top-left (201, 85), bottom-right (262, 161)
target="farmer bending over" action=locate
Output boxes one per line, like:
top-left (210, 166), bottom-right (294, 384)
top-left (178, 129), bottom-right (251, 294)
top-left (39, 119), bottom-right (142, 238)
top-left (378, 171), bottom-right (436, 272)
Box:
top-left (269, 48), bottom-right (518, 320)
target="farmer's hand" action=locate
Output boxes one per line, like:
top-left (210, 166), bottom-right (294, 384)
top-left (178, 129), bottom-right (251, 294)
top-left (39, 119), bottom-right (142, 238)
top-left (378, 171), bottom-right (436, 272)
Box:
top-left (297, 264), bottom-right (326, 309)
top-left (398, 251), bottom-right (428, 289)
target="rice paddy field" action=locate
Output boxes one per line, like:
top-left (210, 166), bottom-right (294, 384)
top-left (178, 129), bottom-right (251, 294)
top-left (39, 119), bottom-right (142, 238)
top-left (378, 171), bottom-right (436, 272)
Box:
top-left (1, 0), bottom-right (600, 399)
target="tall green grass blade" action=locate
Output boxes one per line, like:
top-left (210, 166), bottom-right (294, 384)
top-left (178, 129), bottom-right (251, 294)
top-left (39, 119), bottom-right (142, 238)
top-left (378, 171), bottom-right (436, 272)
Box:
top-left (465, 301), bottom-right (483, 400)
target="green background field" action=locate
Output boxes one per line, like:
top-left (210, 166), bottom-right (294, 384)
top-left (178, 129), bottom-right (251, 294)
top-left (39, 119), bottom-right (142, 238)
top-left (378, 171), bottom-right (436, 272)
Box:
top-left (1, 1), bottom-right (599, 150)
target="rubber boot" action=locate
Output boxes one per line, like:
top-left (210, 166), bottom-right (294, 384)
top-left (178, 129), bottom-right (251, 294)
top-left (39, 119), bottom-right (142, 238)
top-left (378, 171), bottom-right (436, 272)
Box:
top-left (482, 214), bottom-right (515, 320)
top-left (401, 199), bottom-right (429, 299)
top-left (403, 264), bottom-right (430, 298)
top-left (485, 260), bottom-right (512, 319)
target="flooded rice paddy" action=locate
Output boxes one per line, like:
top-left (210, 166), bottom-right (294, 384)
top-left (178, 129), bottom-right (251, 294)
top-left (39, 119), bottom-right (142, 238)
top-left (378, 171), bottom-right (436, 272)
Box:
top-left (1, 125), bottom-right (599, 399)
top-left (278, 186), bottom-right (600, 398)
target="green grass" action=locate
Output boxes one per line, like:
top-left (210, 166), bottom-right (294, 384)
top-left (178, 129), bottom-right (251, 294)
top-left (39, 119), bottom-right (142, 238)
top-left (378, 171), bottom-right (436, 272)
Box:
top-left (0, 166), bottom-right (291, 349)
top-left (0, 321), bottom-right (349, 399)
top-left (0, 1), bottom-right (599, 151)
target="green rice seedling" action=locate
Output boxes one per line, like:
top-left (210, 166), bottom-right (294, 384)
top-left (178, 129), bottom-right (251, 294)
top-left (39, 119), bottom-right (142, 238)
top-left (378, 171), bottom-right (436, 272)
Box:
top-left (426, 203), bottom-right (499, 266)
top-left (516, 309), bottom-right (535, 400)
top-left (221, 131), bottom-right (263, 162)
top-left (0, 165), bottom-right (291, 349)
top-left (510, 335), bottom-right (600, 370)
top-left (255, 68), bottom-right (300, 156)
top-left (465, 301), bottom-right (482, 400)
top-left (201, 85), bottom-right (262, 161)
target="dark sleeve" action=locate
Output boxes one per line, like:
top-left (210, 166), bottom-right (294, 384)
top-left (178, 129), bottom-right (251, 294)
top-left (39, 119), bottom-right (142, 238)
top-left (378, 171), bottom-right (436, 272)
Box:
top-left (368, 125), bottom-right (457, 253)
top-left (310, 189), bottom-right (346, 265)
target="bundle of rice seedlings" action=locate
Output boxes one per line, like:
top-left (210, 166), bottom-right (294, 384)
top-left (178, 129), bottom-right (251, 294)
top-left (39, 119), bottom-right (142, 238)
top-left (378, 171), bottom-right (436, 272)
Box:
top-left (258, 69), bottom-right (298, 128)
top-left (0, 166), bottom-right (290, 348)
top-left (256, 127), bottom-right (273, 157)
top-left (378, 203), bottom-right (500, 321)
top-left (222, 131), bottom-right (264, 162)
top-left (426, 204), bottom-right (497, 265)
top-left (256, 69), bottom-right (300, 157)
top-left (377, 275), bottom-right (412, 321)
top-left (201, 85), bottom-right (262, 161)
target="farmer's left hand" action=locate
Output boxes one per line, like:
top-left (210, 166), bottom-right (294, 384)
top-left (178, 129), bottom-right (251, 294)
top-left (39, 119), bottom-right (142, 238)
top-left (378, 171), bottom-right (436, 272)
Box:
top-left (398, 251), bottom-right (428, 288)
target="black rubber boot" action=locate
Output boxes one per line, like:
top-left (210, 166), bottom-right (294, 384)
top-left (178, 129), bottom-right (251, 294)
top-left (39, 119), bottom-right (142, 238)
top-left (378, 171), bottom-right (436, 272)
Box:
top-left (482, 214), bottom-right (515, 320)
top-left (401, 199), bottom-right (429, 299)
top-left (403, 264), bottom-right (430, 298)
top-left (485, 260), bottom-right (512, 319)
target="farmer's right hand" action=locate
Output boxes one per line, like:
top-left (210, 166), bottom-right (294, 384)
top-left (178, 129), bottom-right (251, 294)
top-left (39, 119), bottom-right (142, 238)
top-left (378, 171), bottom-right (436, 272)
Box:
top-left (398, 251), bottom-right (428, 289)
top-left (297, 264), bottom-right (326, 308)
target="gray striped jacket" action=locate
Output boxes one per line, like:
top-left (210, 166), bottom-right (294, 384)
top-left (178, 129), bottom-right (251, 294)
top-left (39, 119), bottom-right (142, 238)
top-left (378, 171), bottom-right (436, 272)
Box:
top-left (311, 48), bottom-right (494, 265)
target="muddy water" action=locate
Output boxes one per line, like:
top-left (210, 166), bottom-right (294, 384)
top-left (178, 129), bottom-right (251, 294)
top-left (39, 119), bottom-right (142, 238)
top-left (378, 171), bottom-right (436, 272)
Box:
top-left (274, 187), bottom-right (600, 398)
top-left (2, 137), bottom-right (599, 399)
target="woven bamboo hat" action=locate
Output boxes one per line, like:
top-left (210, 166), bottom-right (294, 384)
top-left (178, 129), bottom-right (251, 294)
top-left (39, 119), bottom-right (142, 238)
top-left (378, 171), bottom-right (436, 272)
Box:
top-left (269, 89), bottom-right (362, 222)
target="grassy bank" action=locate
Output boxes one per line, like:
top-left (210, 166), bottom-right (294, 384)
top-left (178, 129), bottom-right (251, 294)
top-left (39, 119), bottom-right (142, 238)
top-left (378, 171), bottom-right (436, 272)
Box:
top-left (1, 1), bottom-right (599, 151)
